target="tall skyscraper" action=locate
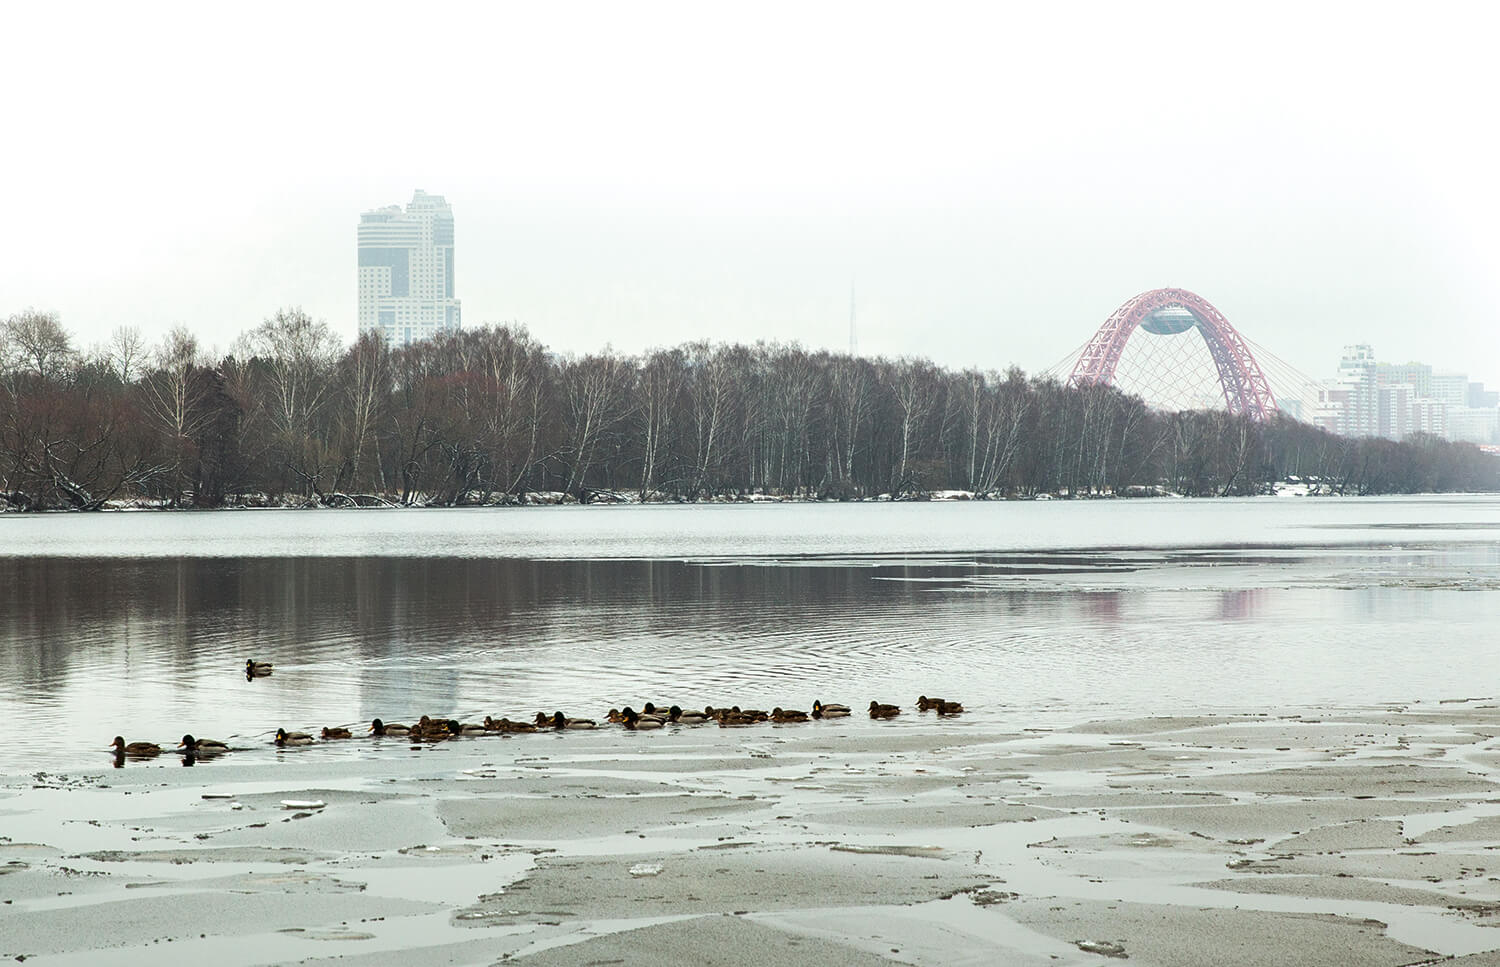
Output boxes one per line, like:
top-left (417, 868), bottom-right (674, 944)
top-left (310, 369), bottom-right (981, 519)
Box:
top-left (357, 190), bottom-right (461, 345)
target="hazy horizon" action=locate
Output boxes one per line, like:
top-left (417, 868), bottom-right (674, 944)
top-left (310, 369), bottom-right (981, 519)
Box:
top-left (2, 3), bottom-right (1496, 388)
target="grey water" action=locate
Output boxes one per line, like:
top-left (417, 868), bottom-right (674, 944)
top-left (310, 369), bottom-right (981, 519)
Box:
top-left (1, 496), bottom-right (1497, 772)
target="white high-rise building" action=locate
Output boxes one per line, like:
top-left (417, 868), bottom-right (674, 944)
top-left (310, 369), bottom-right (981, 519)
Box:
top-left (358, 190), bottom-right (461, 345)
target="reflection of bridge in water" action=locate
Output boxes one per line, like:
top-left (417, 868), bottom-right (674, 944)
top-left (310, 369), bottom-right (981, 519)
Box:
top-left (1053, 288), bottom-right (1315, 421)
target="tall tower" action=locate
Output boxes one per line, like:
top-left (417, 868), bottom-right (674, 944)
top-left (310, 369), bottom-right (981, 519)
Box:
top-left (357, 190), bottom-right (461, 345)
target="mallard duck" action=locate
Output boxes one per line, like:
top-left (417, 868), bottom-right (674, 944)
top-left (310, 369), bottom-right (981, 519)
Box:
top-left (621, 707), bottom-right (664, 730)
top-left (110, 736), bottom-right (161, 757)
top-left (916, 695), bottom-right (946, 711)
top-left (245, 659), bottom-right (273, 676)
top-left (321, 727), bottom-right (354, 739)
top-left (410, 716), bottom-right (451, 741)
top-left (178, 734), bottom-right (230, 754)
top-left (369, 718), bottom-right (411, 736)
top-left (869, 701), bottom-right (901, 719)
top-left (606, 708), bottom-right (628, 724)
top-left (771, 707), bottom-right (810, 723)
top-left (717, 709), bottom-right (759, 727)
top-left (812, 700), bottom-right (851, 718)
top-left (484, 716), bottom-right (536, 733)
top-left (935, 700), bottom-right (965, 715)
top-left (275, 728), bottom-right (314, 746)
top-left (447, 719), bottom-right (485, 736)
top-left (550, 711), bottom-right (597, 730)
top-left (669, 705), bottom-right (709, 725)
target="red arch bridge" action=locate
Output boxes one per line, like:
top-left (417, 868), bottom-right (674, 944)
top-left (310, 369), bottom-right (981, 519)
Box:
top-left (1066, 288), bottom-right (1280, 421)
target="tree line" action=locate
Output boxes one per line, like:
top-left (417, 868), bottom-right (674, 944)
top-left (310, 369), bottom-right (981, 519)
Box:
top-left (1, 308), bottom-right (1495, 510)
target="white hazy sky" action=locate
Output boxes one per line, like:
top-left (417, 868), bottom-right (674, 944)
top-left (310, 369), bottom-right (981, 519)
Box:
top-left (3, 2), bottom-right (1497, 389)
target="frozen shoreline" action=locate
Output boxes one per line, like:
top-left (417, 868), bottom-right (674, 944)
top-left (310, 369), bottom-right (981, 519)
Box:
top-left (7, 701), bottom-right (1500, 965)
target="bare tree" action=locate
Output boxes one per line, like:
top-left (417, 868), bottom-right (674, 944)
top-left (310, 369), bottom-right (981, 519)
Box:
top-left (2, 310), bottom-right (76, 381)
top-left (635, 347), bottom-right (685, 499)
top-left (106, 325), bottom-right (147, 385)
top-left (559, 352), bottom-right (634, 497)
top-left (140, 326), bottom-right (211, 504)
top-left (245, 308), bottom-right (340, 499)
top-left (887, 357), bottom-right (940, 494)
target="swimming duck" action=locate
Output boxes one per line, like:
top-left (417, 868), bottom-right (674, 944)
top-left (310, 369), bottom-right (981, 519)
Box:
top-left (606, 708), bottom-right (628, 724)
top-left (729, 706), bottom-right (769, 722)
top-left (110, 736), bottom-right (161, 757)
top-left (536, 711), bottom-right (595, 729)
top-left (669, 705), bottom-right (709, 725)
top-left (554, 711), bottom-right (598, 730)
top-left (320, 727), bottom-right (354, 739)
top-left (178, 734), bottom-right (230, 754)
top-left (935, 700), bottom-right (965, 715)
top-left (245, 659), bottom-right (273, 676)
top-left (770, 707), bottom-right (810, 723)
top-left (448, 719), bottom-right (486, 736)
top-left (812, 701), bottom-right (851, 719)
top-left (621, 707), bottom-right (664, 730)
top-left (717, 709), bottom-right (759, 727)
top-left (410, 716), bottom-right (452, 741)
top-left (275, 728), bottom-right (314, 746)
top-left (484, 716), bottom-right (537, 733)
top-left (869, 701), bottom-right (901, 719)
top-left (369, 718), bottom-right (411, 736)
top-left (916, 695), bottom-right (946, 711)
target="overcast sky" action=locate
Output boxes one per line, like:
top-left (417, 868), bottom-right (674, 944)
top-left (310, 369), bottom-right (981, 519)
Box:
top-left (3, 2), bottom-right (1497, 390)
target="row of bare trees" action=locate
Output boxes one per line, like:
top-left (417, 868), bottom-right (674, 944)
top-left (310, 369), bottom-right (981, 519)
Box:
top-left (2, 308), bottom-right (1495, 510)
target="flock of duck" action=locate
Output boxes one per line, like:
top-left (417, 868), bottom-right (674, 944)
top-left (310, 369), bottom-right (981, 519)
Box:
top-left (106, 659), bottom-right (965, 761)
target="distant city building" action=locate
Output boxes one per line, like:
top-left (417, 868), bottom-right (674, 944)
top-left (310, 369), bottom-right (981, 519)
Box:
top-left (357, 190), bottom-right (461, 346)
top-left (1309, 344), bottom-right (1497, 445)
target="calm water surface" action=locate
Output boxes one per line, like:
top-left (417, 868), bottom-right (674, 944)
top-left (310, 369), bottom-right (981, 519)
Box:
top-left (1, 496), bottom-right (1497, 771)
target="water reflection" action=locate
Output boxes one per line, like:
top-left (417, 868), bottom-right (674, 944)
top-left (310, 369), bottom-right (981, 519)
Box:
top-left (3, 540), bottom-right (1498, 772)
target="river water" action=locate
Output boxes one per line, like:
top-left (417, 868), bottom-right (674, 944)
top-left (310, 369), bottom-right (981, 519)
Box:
top-left (1, 496), bottom-right (1497, 771)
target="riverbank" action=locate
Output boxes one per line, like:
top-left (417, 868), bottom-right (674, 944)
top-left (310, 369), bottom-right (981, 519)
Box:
top-left (6, 699), bottom-right (1500, 965)
top-left (0, 477), bottom-right (1367, 513)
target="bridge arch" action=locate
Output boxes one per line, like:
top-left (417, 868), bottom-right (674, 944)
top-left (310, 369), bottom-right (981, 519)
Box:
top-left (1068, 288), bottom-right (1278, 421)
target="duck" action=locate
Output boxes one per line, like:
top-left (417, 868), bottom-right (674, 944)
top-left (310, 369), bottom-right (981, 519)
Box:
top-left (245, 659), bottom-right (273, 677)
top-left (869, 701), bottom-right (901, 719)
top-left (916, 695), bottom-right (946, 711)
top-left (484, 716), bottom-right (537, 733)
top-left (606, 708), bottom-right (628, 724)
top-left (669, 705), bottom-right (709, 725)
top-left (812, 700), bottom-right (851, 719)
top-left (109, 736), bottom-right (161, 757)
top-left (717, 709), bottom-right (759, 727)
top-left (320, 726), bottom-right (354, 739)
top-left (621, 707), bottom-right (664, 730)
top-left (369, 718), bottom-right (411, 736)
top-left (553, 711), bottom-right (598, 730)
top-left (447, 719), bottom-right (486, 736)
top-left (729, 706), bottom-right (769, 722)
top-left (411, 716), bottom-right (452, 741)
top-left (178, 734), bottom-right (230, 754)
top-left (274, 728), bottom-right (314, 746)
top-left (537, 711), bottom-right (596, 730)
top-left (935, 700), bottom-right (965, 715)
top-left (770, 707), bottom-right (810, 723)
